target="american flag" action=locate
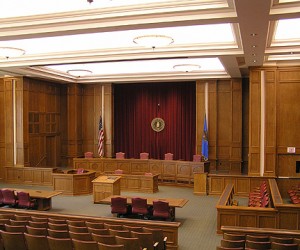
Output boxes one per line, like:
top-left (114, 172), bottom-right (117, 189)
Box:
top-left (98, 116), bottom-right (104, 157)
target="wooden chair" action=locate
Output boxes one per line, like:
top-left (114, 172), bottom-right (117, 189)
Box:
top-left (24, 233), bottom-right (50, 250)
top-left (104, 223), bottom-right (124, 230)
top-left (88, 228), bottom-right (110, 235)
top-left (98, 242), bottom-right (125, 250)
top-left (47, 228), bottom-right (70, 238)
top-left (245, 240), bottom-right (271, 249)
top-left (220, 239), bottom-right (245, 248)
top-left (72, 238), bottom-right (98, 250)
top-left (122, 225), bottom-right (143, 232)
top-left (69, 231), bottom-right (93, 241)
top-left (66, 220), bottom-right (86, 227)
top-left (0, 230), bottom-right (27, 250)
top-left (271, 242), bottom-right (298, 250)
top-left (246, 235), bottom-right (269, 242)
top-left (9, 219), bottom-right (28, 226)
top-left (131, 231), bottom-right (159, 250)
top-left (92, 233), bottom-right (116, 245)
top-left (29, 221), bottom-right (48, 228)
top-left (223, 233), bottom-right (245, 241)
top-left (86, 221), bottom-right (104, 229)
top-left (5, 224), bottom-right (26, 232)
top-left (269, 236), bottom-right (294, 244)
top-left (48, 223), bottom-right (68, 230)
top-left (26, 225), bottom-right (48, 236)
top-left (47, 236), bottom-right (73, 250)
top-left (68, 224), bottom-right (88, 233)
top-left (14, 215), bottom-right (31, 221)
top-left (48, 218), bottom-right (66, 224)
top-left (142, 227), bottom-right (167, 250)
top-left (109, 229), bottom-right (130, 237)
top-left (115, 236), bottom-right (141, 250)
top-left (31, 216), bottom-right (48, 222)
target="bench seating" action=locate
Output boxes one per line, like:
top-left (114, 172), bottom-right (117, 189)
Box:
top-left (0, 208), bottom-right (180, 249)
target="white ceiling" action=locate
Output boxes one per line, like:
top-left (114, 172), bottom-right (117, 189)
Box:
top-left (0, 0), bottom-right (299, 83)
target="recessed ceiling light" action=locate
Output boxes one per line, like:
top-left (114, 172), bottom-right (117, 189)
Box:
top-left (173, 64), bottom-right (201, 72)
top-left (133, 35), bottom-right (174, 48)
top-left (67, 69), bottom-right (92, 77)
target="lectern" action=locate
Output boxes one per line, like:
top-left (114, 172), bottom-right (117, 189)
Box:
top-left (92, 175), bottom-right (121, 203)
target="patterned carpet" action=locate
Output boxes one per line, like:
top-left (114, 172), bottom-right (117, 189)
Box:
top-left (0, 182), bottom-right (222, 250)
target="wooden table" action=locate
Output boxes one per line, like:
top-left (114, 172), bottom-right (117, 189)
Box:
top-left (13, 189), bottom-right (61, 211)
top-left (100, 195), bottom-right (188, 219)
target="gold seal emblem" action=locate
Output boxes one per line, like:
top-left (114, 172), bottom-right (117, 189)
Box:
top-left (151, 118), bottom-right (165, 132)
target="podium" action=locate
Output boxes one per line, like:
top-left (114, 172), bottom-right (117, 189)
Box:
top-left (92, 175), bottom-right (121, 203)
top-left (193, 173), bottom-right (207, 195)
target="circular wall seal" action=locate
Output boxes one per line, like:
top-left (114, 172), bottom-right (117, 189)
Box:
top-left (151, 118), bottom-right (165, 132)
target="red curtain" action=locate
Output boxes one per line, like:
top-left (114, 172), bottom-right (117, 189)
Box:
top-left (114, 82), bottom-right (196, 161)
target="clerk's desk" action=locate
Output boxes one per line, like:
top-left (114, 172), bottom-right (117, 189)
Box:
top-left (13, 189), bottom-right (61, 211)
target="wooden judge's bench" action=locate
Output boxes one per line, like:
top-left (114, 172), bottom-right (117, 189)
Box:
top-left (73, 157), bottom-right (210, 187)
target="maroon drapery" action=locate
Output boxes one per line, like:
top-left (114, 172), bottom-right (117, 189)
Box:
top-left (114, 82), bottom-right (196, 161)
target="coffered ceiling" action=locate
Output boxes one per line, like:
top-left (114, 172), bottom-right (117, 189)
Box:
top-left (0, 0), bottom-right (299, 83)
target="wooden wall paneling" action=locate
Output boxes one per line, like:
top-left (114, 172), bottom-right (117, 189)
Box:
top-left (176, 162), bottom-right (192, 184)
top-left (23, 80), bottom-right (29, 167)
top-left (235, 177), bottom-right (250, 196)
top-left (0, 79), bottom-right (5, 177)
top-left (231, 79), bottom-right (242, 173)
top-left (242, 78), bottom-right (249, 174)
top-left (4, 79), bottom-right (14, 167)
top-left (66, 84), bottom-right (83, 166)
top-left (276, 177), bottom-right (300, 198)
top-left (195, 81), bottom-right (205, 156)
top-left (103, 84), bottom-right (113, 158)
top-left (217, 80), bottom-right (232, 172)
top-left (249, 70), bottom-right (261, 175)
top-left (82, 85), bottom-right (97, 154)
top-left (264, 70), bottom-right (276, 176)
top-left (209, 176), bottom-right (224, 195)
top-left (116, 160), bottom-right (131, 174)
top-left (209, 81), bottom-right (218, 170)
top-left (278, 209), bottom-right (299, 230)
top-left (149, 161), bottom-right (163, 180)
top-left (277, 68), bottom-right (300, 177)
top-left (239, 213), bottom-right (257, 227)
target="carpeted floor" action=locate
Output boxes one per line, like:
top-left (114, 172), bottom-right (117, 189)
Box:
top-left (0, 182), bottom-right (222, 250)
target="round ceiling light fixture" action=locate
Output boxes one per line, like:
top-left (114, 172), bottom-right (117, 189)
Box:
top-left (173, 64), bottom-right (201, 72)
top-left (67, 69), bottom-right (93, 77)
top-left (0, 47), bottom-right (25, 59)
top-left (133, 35), bottom-right (174, 49)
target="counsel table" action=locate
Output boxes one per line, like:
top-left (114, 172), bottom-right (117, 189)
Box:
top-left (100, 195), bottom-right (188, 219)
top-left (13, 189), bottom-right (61, 211)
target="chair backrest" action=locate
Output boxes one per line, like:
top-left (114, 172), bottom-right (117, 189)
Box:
top-left (5, 224), bottom-right (26, 233)
top-left (47, 236), bottom-right (73, 250)
top-left (68, 224), bottom-right (88, 233)
top-left (69, 231), bottom-right (93, 241)
top-left (9, 219), bottom-right (29, 226)
top-left (271, 242), bottom-right (298, 250)
top-left (270, 236), bottom-right (294, 244)
top-left (109, 229), bottom-right (130, 237)
top-left (223, 233), bottom-right (245, 241)
top-left (104, 224), bottom-right (124, 230)
top-left (114, 169), bottom-right (124, 174)
top-left (15, 215), bottom-right (31, 221)
top-left (131, 197), bottom-right (148, 215)
top-left (116, 152), bottom-right (125, 159)
top-left (24, 233), bottom-right (50, 250)
top-left (84, 152), bottom-right (94, 158)
top-left (88, 228), bottom-right (109, 235)
top-left (48, 223), bottom-right (68, 231)
top-left (67, 220), bottom-right (86, 227)
top-left (76, 168), bottom-right (85, 174)
top-left (30, 216), bottom-right (48, 222)
top-left (98, 242), bottom-right (125, 250)
top-left (193, 154), bottom-right (202, 162)
top-left (85, 221), bottom-right (104, 229)
top-left (140, 152), bottom-right (149, 160)
top-left (131, 231), bottom-right (156, 250)
top-left (0, 230), bottom-right (27, 250)
top-left (153, 200), bottom-right (171, 219)
top-left (164, 153), bottom-right (173, 160)
top-left (17, 192), bottom-right (35, 208)
top-left (48, 218), bottom-right (66, 224)
top-left (246, 234), bottom-right (269, 242)
top-left (2, 189), bottom-right (17, 206)
top-left (29, 221), bottom-right (48, 228)
top-left (111, 197), bottom-right (128, 214)
top-left (91, 233), bottom-right (116, 244)
top-left (72, 238), bottom-right (98, 250)
top-left (47, 228), bottom-right (70, 238)
top-left (220, 239), bottom-right (245, 248)
top-left (26, 225), bottom-right (48, 236)
top-left (115, 236), bottom-right (140, 250)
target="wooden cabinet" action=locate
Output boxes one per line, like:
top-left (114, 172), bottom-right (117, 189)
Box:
top-left (5, 166), bottom-right (55, 186)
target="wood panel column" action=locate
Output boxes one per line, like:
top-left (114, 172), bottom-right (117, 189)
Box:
top-left (66, 84), bottom-right (83, 166)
